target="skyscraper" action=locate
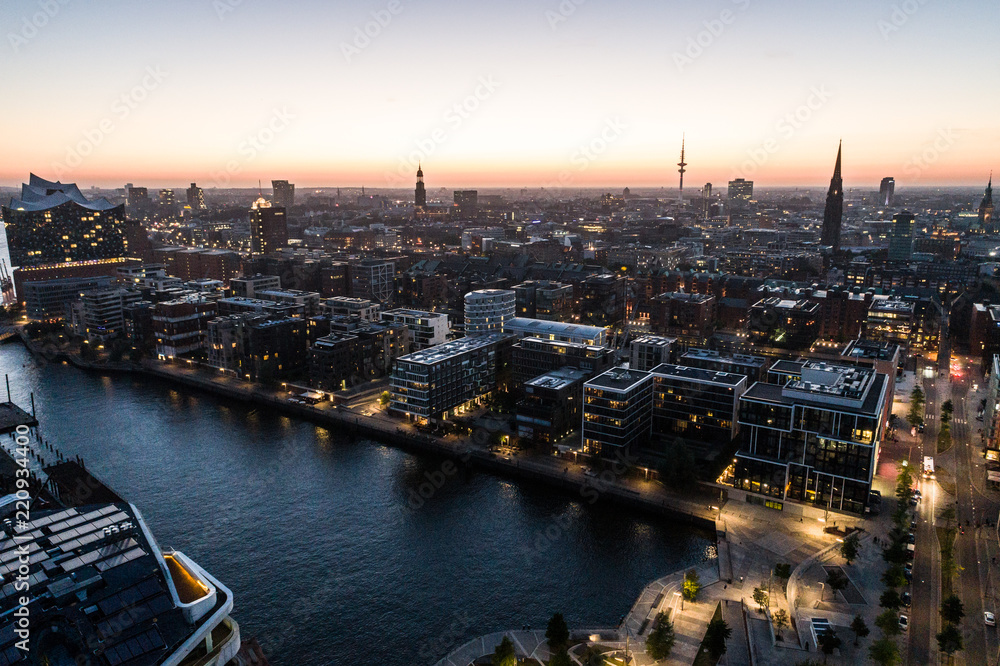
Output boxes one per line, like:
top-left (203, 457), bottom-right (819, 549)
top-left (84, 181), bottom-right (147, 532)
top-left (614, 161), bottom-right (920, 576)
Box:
top-left (979, 174), bottom-right (994, 232)
top-left (727, 178), bottom-right (753, 210)
top-left (820, 142), bottom-right (844, 253)
top-left (888, 211), bottom-right (915, 262)
top-left (415, 164), bottom-right (427, 207)
top-left (879, 177), bottom-right (895, 207)
top-left (272, 179), bottom-right (295, 209)
top-left (249, 197), bottom-right (287, 257)
top-left (186, 182), bottom-right (206, 210)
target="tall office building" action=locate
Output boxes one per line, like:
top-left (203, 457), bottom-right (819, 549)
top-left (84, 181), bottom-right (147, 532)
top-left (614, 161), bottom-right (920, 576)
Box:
top-left (878, 177), bottom-right (895, 207)
top-left (186, 182), bottom-right (206, 210)
top-left (249, 197), bottom-right (288, 257)
top-left (272, 179), bottom-right (295, 209)
top-left (2, 174), bottom-right (128, 267)
top-left (465, 289), bottom-right (516, 335)
top-left (979, 175), bottom-right (994, 232)
top-left (125, 183), bottom-right (150, 214)
top-left (454, 190), bottom-right (479, 218)
top-left (727, 178), bottom-right (753, 209)
top-left (887, 211), bottom-right (915, 262)
top-left (414, 164), bottom-right (427, 207)
top-left (820, 142), bottom-right (844, 253)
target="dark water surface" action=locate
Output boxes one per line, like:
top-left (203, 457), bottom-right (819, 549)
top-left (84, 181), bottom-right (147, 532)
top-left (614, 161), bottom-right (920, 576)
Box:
top-left (0, 344), bottom-right (713, 665)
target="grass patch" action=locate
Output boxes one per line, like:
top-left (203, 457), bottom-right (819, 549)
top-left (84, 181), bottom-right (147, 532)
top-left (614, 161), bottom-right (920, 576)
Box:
top-left (692, 603), bottom-right (724, 666)
top-left (937, 526), bottom-right (957, 599)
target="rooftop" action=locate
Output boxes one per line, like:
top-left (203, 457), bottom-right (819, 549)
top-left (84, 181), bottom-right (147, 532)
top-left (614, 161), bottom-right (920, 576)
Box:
top-left (680, 348), bottom-right (766, 367)
top-left (650, 363), bottom-right (747, 386)
top-left (381, 308), bottom-right (448, 320)
top-left (524, 367), bottom-right (588, 391)
top-left (396, 332), bottom-right (514, 366)
top-left (747, 361), bottom-right (886, 413)
top-left (504, 317), bottom-right (607, 338)
top-left (517, 337), bottom-right (611, 355)
top-left (585, 367), bottom-right (652, 391)
top-left (632, 335), bottom-right (676, 348)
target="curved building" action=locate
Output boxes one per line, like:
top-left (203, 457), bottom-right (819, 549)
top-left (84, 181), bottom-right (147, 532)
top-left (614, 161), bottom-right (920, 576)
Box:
top-left (464, 289), bottom-right (515, 336)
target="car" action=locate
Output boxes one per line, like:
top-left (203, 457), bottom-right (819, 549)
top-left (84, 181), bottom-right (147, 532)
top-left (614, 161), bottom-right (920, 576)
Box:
top-left (911, 516), bottom-right (918, 529)
top-left (908, 533), bottom-right (916, 545)
top-left (904, 561), bottom-right (913, 572)
top-left (909, 497), bottom-right (918, 506)
top-left (913, 489), bottom-right (922, 499)
top-left (904, 570), bottom-right (912, 582)
top-left (899, 615), bottom-right (908, 631)
top-left (901, 592), bottom-right (911, 607)
top-left (986, 612), bottom-right (996, 627)
top-left (918, 423), bottom-right (926, 433)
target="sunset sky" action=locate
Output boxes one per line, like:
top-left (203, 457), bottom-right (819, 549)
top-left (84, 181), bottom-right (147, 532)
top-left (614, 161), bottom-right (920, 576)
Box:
top-left (2, 0), bottom-right (997, 190)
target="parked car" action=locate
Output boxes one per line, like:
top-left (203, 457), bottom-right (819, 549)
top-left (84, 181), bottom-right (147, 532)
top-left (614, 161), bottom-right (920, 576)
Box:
top-left (899, 615), bottom-right (909, 631)
top-left (986, 611), bottom-right (996, 627)
top-left (907, 533), bottom-right (916, 545)
top-left (901, 592), bottom-right (911, 607)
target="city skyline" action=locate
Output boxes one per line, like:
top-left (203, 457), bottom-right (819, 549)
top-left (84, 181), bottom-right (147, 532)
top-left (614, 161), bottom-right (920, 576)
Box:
top-left (2, 0), bottom-right (997, 189)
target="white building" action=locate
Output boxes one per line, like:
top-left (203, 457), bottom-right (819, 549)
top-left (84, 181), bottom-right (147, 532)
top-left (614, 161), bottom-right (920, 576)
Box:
top-left (381, 309), bottom-right (450, 350)
top-left (503, 317), bottom-right (608, 346)
top-left (464, 289), bottom-right (516, 336)
top-left (323, 296), bottom-right (379, 321)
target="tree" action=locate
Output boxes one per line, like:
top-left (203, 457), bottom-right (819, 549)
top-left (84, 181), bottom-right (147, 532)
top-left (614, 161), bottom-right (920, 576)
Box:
top-left (937, 623), bottom-right (963, 660)
top-left (492, 636), bottom-right (517, 666)
top-left (882, 564), bottom-right (906, 589)
top-left (818, 630), bottom-right (841, 663)
top-left (869, 637), bottom-right (901, 666)
top-left (940, 595), bottom-right (965, 625)
top-left (825, 569), bottom-right (848, 601)
top-left (645, 613), bottom-right (676, 660)
top-left (682, 569), bottom-right (701, 602)
top-left (546, 613), bottom-right (570, 653)
top-left (379, 390), bottom-right (390, 408)
top-left (773, 608), bottom-right (790, 632)
top-left (581, 646), bottom-right (607, 666)
top-left (875, 609), bottom-right (901, 637)
top-left (850, 614), bottom-right (870, 646)
top-left (549, 651), bottom-right (573, 666)
top-left (704, 617), bottom-right (731, 659)
top-left (942, 399), bottom-right (954, 416)
top-left (879, 589), bottom-right (902, 611)
top-left (840, 532), bottom-right (861, 565)
top-left (752, 586), bottom-right (769, 612)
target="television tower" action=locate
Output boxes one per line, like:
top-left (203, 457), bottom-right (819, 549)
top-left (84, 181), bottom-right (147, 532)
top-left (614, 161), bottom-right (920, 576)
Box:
top-left (677, 134), bottom-right (687, 203)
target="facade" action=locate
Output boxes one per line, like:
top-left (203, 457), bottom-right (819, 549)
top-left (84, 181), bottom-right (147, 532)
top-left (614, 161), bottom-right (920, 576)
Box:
top-left (350, 259), bottom-right (395, 303)
top-left (244, 317), bottom-right (308, 381)
top-left (516, 367), bottom-right (587, 446)
top-left (820, 142), bottom-right (844, 253)
top-left (879, 177), bottom-right (895, 207)
top-left (728, 178), bottom-right (753, 209)
top-left (271, 179), bottom-right (295, 209)
top-left (579, 274), bottom-right (627, 327)
top-left (582, 368), bottom-right (653, 459)
top-left (863, 295), bottom-right (916, 348)
top-left (380, 309), bottom-right (450, 350)
top-left (678, 348), bottom-right (768, 384)
top-left (21, 275), bottom-right (116, 320)
top-left (153, 297), bottom-right (218, 358)
top-left (186, 182), bottom-right (206, 210)
top-left (414, 165), bottom-right (426, 207)
top-left (464, 289), bottom-right (516, 335)
top-left (207, 314), bottom-right (259, 372)
top-left (307, 319), bottom-right (407, 389)
top-left (454, 190), bottom-right (479, 218)
top-left (630, 336), bottom-right (676, 372)
top-left (218, 297), bottom-right (302, 318)
top-left (732, 361), bottom-right (889, 514)
top-left (503, 317), bottom-right (607, 346)
top-left (75, 287), bottom-right (143, 342)
top-left (513, 280), bottom-right (574, 321)
top-left (650, 292), bottom-right (716, 342)
top-left (510, 337), bottom-right (616, 386)
top-left (2, 174), bottom-right (128, 267)
top-left (230, 274), bottom-right (281, 299)
top-left (323, 296), bottom-right (379, 321)
top-left (396, 269), bottom-right (447, 309)
top-left (747, 297), bottom-right (820, 349)
top-left (389, 333), bottom-right (516, 422)
top-left (649, 363), bottom-right (747, 453)
top-left (888, 211), bottom-right (915, 262)
top-left (257, 288), bottom-right (321, 316)
top-left (249, 197), bottom-right (288, 257)
top-left (979, 176), bottom-right (994, 232)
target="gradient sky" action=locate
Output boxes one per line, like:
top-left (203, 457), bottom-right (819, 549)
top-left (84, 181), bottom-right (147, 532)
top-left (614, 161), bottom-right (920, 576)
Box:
top-left (2, 0), bottom-right (997, 190)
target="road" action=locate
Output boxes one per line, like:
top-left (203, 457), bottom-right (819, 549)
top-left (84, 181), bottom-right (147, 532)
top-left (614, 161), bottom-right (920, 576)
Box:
top-left (950, 356), bottom-right (1000, 665)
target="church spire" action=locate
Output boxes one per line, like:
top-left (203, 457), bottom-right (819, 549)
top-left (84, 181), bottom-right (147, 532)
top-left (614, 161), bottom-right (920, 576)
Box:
top-left (821, 142), bottom-right (844, 253)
